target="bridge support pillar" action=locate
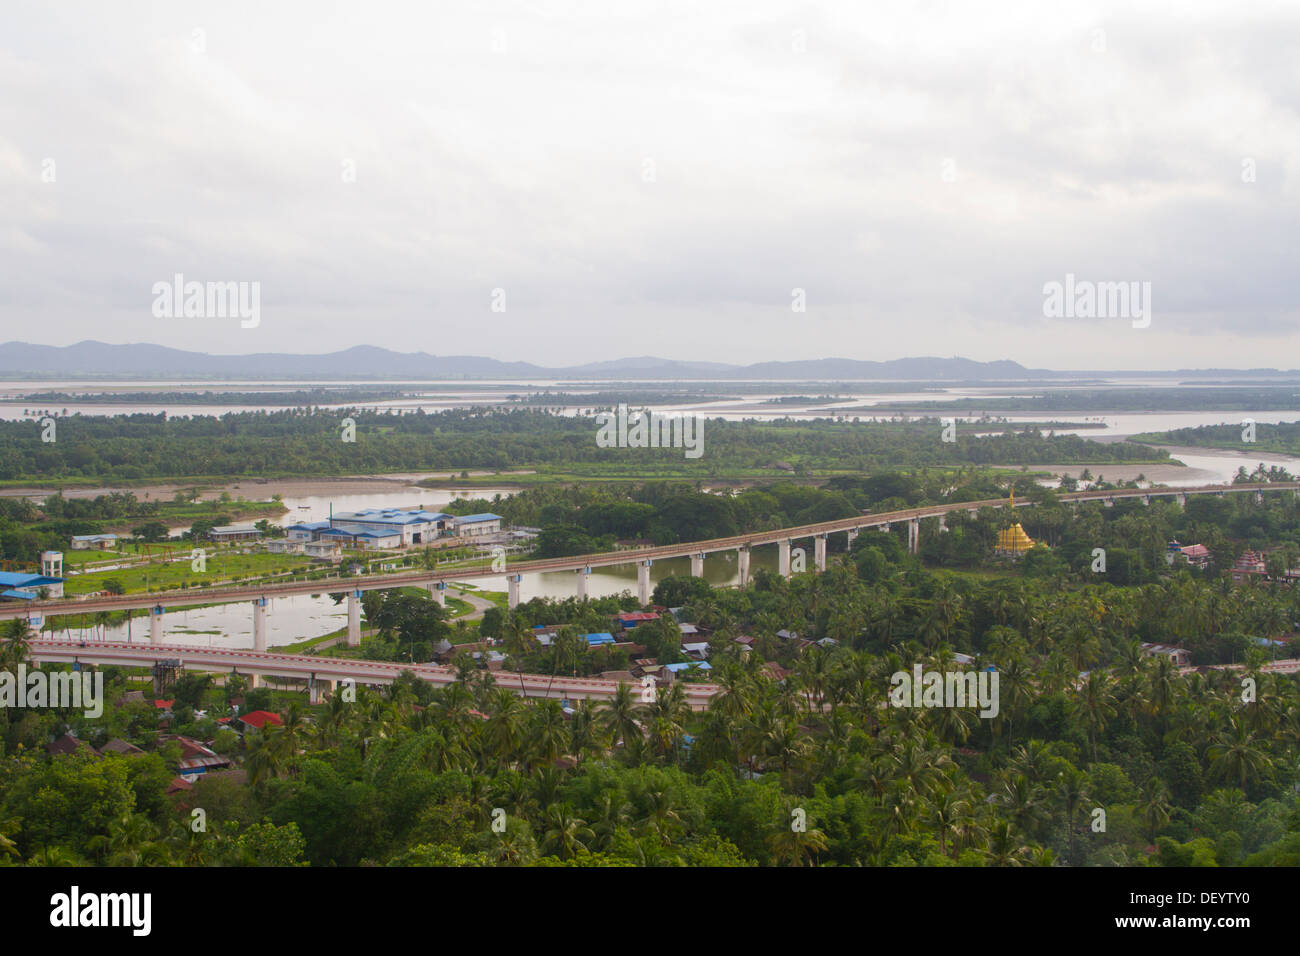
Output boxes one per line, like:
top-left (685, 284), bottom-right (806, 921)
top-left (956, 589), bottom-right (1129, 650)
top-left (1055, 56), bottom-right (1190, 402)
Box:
top-left (507, 573), bottom-right (522, 609)
top-left (247, 672), bottom-right (261, 690)
top-left (1176, 493), bottom-right (1187, 508)
top-left (907, 519), bottom-right (920, 555)
top-left (428, 581), bottom-right (447, 606)
top-left (576, 567), bottom-right (590, 601)
top-left (846, 528), bottom-right (858, 549)
top-left (1142, 495), bottom-right (1151, 505)
top-left (778, 539), bottom-right (791, 578)
top-left (252, 597), bottom-right (268, 653)
top-left (737, 548), bottom-right (750, 588)
top-left (637, 560), bottom-right (652, 607)
top-left (814, 535), bottom-right (827, 572)
top-left (149, 605), bottom-right (163, 645)
top-left (347, 590), bottom-right (362, 647)
top-left (1255, 491), bottom-right (1264, 504)
top-left (690, 553), bottom-right (704, 578)
top-left (937, 515), bottom-right (947, 532)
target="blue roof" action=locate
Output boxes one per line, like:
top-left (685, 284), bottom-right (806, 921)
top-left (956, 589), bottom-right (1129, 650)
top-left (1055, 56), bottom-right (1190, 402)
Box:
top-left (318, 528), bottom-right (397, 539)
top-left (584, 632), bottom-right (615, 645)
top-left (71, 533), bottom-right (116, 541)
top-left (457, 513), bottom-right (502, 523)
top-left (0, 572), bottom-right (62, 587)
top-left (333, 509), bottom-right (453, 526)
top-left (665, 661), bottom-right (712, 672)
top-left (1, 590), bottom-right (36, 601)
top-left (288, 521), bottom-right (331, 531)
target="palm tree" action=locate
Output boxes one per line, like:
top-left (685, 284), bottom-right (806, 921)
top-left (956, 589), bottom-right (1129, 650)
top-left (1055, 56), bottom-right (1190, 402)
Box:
top-left (1055, 767), bottom-right (1091, 864)
top-left (927, 789), bottom-right (975, 858)
top-left (1207, 719), bottom-right (1272, 792)
top-left (768, 814), bottom-right (829, 867)
top-left (600, 682), bottom-right (644, 760)
top-left (541, 804), bottom-right (593, 860)
top-left (1071, 670), bottom-right (1117, 762)
top-left (638, 788), bottom-right (685, 845)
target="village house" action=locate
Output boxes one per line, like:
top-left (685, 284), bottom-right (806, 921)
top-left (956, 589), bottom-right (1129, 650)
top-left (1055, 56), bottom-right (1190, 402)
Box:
top-left (70, 533), bottom-right (118, 550)
top-left (1141, 643), bottom-right (1192, 666)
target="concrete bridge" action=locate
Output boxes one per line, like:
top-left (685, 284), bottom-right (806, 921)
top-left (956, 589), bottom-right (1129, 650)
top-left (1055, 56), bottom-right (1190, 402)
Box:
top-left (26, 639), bottom-right (719, 709)
top-left (5, 482), bottom-right (1296, 653)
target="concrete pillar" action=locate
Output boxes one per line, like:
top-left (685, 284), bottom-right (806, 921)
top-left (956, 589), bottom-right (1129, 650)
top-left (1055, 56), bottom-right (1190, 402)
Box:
top-left (252, 597), bottom-right (268, 653)
top-left (814, 535), bottom-right (827, 572)
top-left (1255, 491), bottom-right (1264, 504)
top-left (1176, 493), bottom-right (1187, 508)
top-left (737, 548), bottom-right (750, 588)
top-left (507, 573), bottom-right (522, 609)
top-left (778, 539), bottom-right (792, 577)
top-left (430, 581), bottom-right (447, 607)
top-left (937, 514), bottom-right (947, 532)
top-left (637, 560), bottom-right (652, 607)
top-left (576, 567), bottom-right (590, 600)
top-left (846, 528), bottom-right (858, 548)
top-left (907, 519), bottom-right (920, 555)
top-left (347, 590), bottom-right (362, 646)
top-left (1142, 495), bottom-right (1151, 505)
top-left (149, 605), bottom-right (163, 645)
top-left (248, 672), bottom-right (261, 690)
top-left (690, 553), bottom-right (704, 577)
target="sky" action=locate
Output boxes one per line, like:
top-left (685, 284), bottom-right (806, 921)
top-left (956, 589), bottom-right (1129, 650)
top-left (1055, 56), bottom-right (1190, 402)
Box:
top-left (1, 0), bottom-right (1297, 370)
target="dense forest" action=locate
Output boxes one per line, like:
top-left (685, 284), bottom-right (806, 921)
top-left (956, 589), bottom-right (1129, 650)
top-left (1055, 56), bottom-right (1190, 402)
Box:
top-left (0, 408), bottom-right (1167, 483)
top-left (1133, 421), bottom-right (1300, 457)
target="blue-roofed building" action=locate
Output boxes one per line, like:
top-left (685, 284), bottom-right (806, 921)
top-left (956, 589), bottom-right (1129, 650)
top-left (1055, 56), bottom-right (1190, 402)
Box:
top-left (663, 661), bottom-right (712, 676)
top-left (584, 632), bottom-right (615, 646)
top-left (285, 507), bottom-right (504, 548)
top-left (0, 571), bottom-right (64, 601)
top-left (454, 513), bottom-right (504, 537)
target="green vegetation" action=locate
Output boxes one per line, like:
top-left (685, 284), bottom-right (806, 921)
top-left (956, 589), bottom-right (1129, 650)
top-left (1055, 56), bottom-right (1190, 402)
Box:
top-left (0, 409), bottom-right (1167, 489)
top-left (1133, 421), bottom-right (1300, 457)
top-left (2, 486), bottom-right (1300, 866)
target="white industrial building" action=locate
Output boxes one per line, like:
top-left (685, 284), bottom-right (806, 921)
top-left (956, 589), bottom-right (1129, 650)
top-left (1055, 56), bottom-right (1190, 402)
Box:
top-left (284, 508), bottom-right (502, 551)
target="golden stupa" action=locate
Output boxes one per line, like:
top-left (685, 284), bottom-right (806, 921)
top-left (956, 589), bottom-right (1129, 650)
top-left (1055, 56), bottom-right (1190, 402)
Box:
top-left (995, 490), bottom-right (1035, 554)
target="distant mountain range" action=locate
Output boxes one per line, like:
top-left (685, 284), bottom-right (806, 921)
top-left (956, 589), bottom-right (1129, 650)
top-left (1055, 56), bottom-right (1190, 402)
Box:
top-left (0, 341), bottom-right (1296, 381)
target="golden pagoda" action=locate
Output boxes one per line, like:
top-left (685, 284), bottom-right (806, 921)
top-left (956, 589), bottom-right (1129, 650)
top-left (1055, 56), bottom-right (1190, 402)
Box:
top-left (995, 490), bottom-right (1035, 554)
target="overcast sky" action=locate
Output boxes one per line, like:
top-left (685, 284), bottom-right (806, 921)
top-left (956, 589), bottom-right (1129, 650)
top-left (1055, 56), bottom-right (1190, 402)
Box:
top-left (2, 1), bottom-right (1296, 370)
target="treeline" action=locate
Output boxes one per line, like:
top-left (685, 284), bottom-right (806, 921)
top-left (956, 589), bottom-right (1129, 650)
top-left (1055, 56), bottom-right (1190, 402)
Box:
top-left (0, 409), bottom-right (1167, 482)
top-left (1133, 421), bottom-right (1300, 457)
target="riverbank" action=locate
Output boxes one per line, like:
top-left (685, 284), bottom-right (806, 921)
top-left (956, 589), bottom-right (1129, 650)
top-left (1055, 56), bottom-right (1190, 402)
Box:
top-left (0, 471), bottom-right (529, 501)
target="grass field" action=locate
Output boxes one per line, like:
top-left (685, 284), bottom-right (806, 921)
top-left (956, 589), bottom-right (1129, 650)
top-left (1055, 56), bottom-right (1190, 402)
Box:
top-left (64, 549), bottom-right (316, 595)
